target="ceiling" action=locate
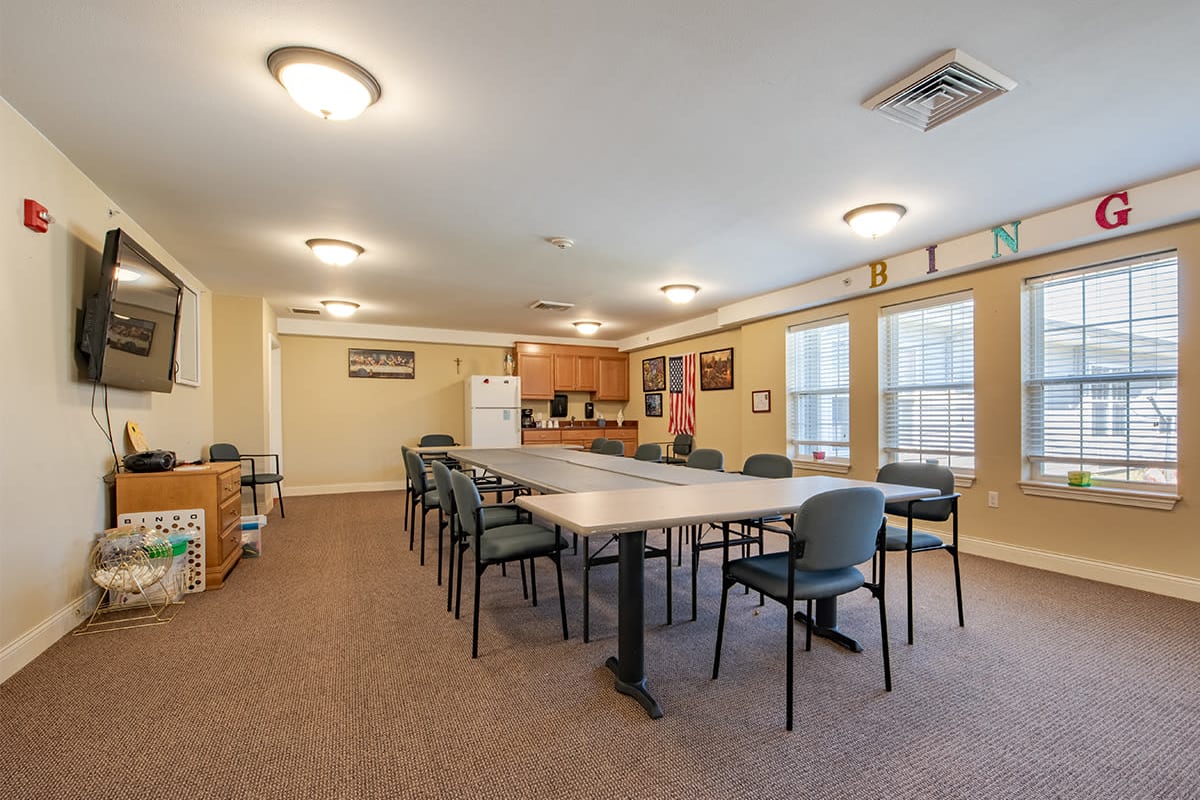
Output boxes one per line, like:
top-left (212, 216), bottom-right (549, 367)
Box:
top-left (4, 1), bottom-right (1200, 344)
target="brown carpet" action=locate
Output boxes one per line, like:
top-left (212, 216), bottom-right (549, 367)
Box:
top-left (2, 491), bottom-right (1198, 799)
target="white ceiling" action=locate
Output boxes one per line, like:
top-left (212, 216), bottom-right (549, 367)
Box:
top-left (4, 1), bottom-right (1200, 343)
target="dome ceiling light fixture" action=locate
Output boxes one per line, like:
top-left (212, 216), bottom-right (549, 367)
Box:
top-left (321, 300), bottom-right (360, 318)
top-left (306, 238), bottom-right (364, 266)
top-left (268, 46), bottom-right (381, 120)
top-left (660, 284), bottom-right (700, 304)
top-left (843, 203), bottom-right (907, 238)
top-left (573, 321), bottom-right (601, 335)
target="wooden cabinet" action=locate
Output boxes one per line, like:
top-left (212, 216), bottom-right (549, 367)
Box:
top-left (115, 462), bottom-right (243, 590)
top-left (521, 424), bottom-right (639, 455)
top-left (516, 342), bottom-right (625, 399)
top-left (516, 348), bottom-right (554, 399)
top-left (596, 354), bottom-right (629, 400)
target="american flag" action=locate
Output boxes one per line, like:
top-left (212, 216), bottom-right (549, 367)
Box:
top-left (668, 353), bottom-right (696, 435)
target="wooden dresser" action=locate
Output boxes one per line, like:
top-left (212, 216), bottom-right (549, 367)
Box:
top-left (115, 462), bottom-right (243, 589)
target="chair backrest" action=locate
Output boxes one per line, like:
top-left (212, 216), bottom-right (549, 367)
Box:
top-left (209, 443), bottom-right (240, 462)
top-left (590, 437), bottom-right (608, 452)
top-left (419, 433), bottom-right (457, 447)
top-left (792, 487), bottom-right (885, 572)
top-left (450, 469), bottom-right (483, 541)
top-left (876, 462), bottom-right (956, 521)
top-left (742, 453), bottom-right (793, 479)
top-left (601, 440), bottom-right (625, 456)
top-left (404, 449), bottom-right (430, 495)
top-left (687, 448), bottom-right (724, 471)
top-left (634, 443), bottom-right (662, 461)
top-left (430, 459), bottom-right (456, 515)
top-left (673, 433), bottom-right (694, 457)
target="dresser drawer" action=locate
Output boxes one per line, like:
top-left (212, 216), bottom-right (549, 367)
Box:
top-left (220, 519), bottom-right (243, 562)
top-left (219, 467), bottom-right (242, 501)
top-left (220, 492), bottom-right (242, 532)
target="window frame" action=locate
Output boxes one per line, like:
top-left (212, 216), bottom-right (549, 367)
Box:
top-left (785, 315), bottom-right (850, 466)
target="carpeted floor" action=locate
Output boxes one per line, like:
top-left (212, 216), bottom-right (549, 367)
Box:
top-left (2, 491), bottom-right (1198, 799)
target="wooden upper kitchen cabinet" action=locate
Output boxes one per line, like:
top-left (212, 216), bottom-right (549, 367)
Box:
top-left (516, 342), bottom-right (627, 400)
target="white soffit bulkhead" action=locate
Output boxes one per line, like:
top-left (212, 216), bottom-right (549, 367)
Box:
top-left (863, 49), bottom-right (1018, 132)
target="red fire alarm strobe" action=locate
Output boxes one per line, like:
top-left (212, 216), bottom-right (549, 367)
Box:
top-left (24, 199), bottom-right (51, 233)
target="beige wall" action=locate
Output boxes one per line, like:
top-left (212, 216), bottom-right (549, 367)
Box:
top-left (279, 335), bottom-right (513, 489)
top-left (628, 330), bottom-right (744, 469)
top-left (1, 99), bottom-right (215, 679)
top-left (634, 222), bottom-right (1200, 582)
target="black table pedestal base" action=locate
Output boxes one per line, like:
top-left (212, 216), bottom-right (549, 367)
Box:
top-left (605, 656), bottom-right (663, 719)
top-left (793, 597), bottom-right (863, 653)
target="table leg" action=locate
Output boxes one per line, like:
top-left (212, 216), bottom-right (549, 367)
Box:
top-left (793, 598), bottom-right (863, 653)
top-left (604, 530), bottom-right (663, 719)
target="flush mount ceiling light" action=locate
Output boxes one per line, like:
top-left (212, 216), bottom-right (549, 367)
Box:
top-left (306, 238), bottom-right (364, 266)
top-left (660, 284), bottom-right (700, 304)
top-left (547, 237), bottom-right (574, 250)
top-left (843, 203), bottom-right (907, 238)
top-left (268, 46), bottom-right (381, 120)
top-left (321, 300), bottom-right (360, 318)
top-left (573, 321), bottom-right (601, 335)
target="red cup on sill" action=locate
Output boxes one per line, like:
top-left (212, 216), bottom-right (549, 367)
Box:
top-left (812, 450), bottom-right (826, 461)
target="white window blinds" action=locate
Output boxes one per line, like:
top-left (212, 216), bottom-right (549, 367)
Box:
top-left (880, 293), bottom-right (975, 471)
top-left (1023, 252), bottom-right (1178, 485)
top-left (786, 316), bottom-right (849, 460)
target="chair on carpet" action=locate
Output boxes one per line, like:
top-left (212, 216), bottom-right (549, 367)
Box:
top-left (590, 437), bottom-right (608, 452)
top-left (600, 439), bottom-right (625, 456)
top-left (685, 448), bottom-right (724, 471)
top-left (209, 443), bottom-right (284, 518)
top-left (712, 486), bottom-right (891, 730)
top-left (404, 449), bottom-right (440, 566)
top-left (451, 469), bottom-right (569, 658)
top-left (430, 459), bottom-right (522, 609)
top-left (663, 433), bottom-right (695, 465)
top-left (874, 462), bottom-right (963, 644)
top-left (634, 443), bottom-right (662, 462)
top-left (689, 453), bottom-right (793, 620)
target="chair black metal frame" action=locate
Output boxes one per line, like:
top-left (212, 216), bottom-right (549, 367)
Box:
top-left (600, 440), bottom-right (625, 456)
top-left (589, 437), bottom-right (608, 452)
top-left (712, 486), bottom-right (891, 730)
top-left (873, 462), bottom-right (964, 644)
top-left (209, 443), bottom-right (285, 518)
top-left (633, 443), bottom-right (662, 462)
top-left (404, 449), bottom-right (440, 565)
top-left (450, 469), bottom-right (569, 658)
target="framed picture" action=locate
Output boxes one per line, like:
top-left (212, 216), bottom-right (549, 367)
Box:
top-left (645, 393), bottom-right (663, 417)
top-left (751, 389), bottom-right (771, 413)
top-left (699, 347), bottom-right (734, 391)
top-left (107, 314), bottom-right (155, 357)
top-left (642, 356), bottom-right (666, 392)
top-left (348, 348), bottom-right (415, 379)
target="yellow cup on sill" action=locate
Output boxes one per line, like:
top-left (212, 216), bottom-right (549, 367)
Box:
top-left (1067, 470), bottom-right (1092, 487)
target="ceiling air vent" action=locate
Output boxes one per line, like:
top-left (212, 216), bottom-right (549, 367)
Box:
top-left (863, 49), bottom-right (1016, 132)
top-left (290, 306), bottom-right (323, 315)
top-left (529, 300), bottom-right (575, 312)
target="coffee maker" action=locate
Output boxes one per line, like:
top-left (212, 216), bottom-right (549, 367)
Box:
top-left (521, 408), bottom-right (535, 428)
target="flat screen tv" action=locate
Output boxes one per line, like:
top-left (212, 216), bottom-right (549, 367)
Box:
top-left (80, 228), bottom-right (185, 393)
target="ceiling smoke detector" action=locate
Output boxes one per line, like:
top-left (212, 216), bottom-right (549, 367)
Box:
top-left (547, 237), bottom-right (574, 249)
top-left (863, 49), bottom-right (1016, 132)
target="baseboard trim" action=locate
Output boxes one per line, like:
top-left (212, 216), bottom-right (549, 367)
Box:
top-left (1, 588), bottom-right (99, 685)
top-left (287, 481), bottom-right (404, 497)
top-left (960, 535), bottom-right (1200, 602)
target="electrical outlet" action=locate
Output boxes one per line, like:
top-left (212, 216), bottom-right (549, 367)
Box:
top-left (987, 491), bottom-right (999, 508)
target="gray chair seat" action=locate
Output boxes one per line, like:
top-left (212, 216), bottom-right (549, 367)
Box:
top-left (726, 552), bottom-right (865, 600)
top-left (479, 524), bottom-right (568, 562)
top-left (883, 526), bottom-right (944, 551)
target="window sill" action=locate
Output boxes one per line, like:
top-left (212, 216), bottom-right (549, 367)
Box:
top-left (954, 474), bottom-right (976, 489)
top-left (791, 459), bottom-right (851, 475)
top-left (1017, 481), bottom-right (1180, 510)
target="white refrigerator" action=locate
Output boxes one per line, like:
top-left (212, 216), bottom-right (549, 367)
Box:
top-left (464, 375), bottom-right (522, 447)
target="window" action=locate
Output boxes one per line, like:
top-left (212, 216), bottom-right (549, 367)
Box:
top-left (1023, 252), bottom-right (1177, 486)
top-left (880, 292), bottom-right (975, 472)
top-left (786, 316), bottom-right (849, 461)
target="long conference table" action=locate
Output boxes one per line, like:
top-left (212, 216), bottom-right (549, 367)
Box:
top-left (451, 446), bottom-right (936, 719)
